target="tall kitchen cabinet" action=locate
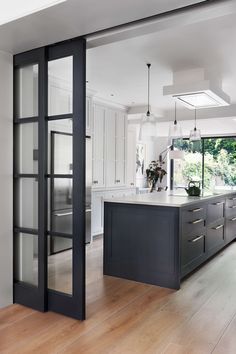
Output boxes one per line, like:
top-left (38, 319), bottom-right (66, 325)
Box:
top-left (105, 109), bottom-right (126, 188)
top-left (91, 102), bottom-right (136, 237)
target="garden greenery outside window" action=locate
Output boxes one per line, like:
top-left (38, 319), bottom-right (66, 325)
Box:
top-left (172, 137), bottom-right (236, 191)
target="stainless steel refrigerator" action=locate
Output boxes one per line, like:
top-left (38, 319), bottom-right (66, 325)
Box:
top-left (50, 133), bottom-right (92, 254)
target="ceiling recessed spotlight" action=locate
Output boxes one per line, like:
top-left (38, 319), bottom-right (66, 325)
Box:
top-left (111, 94), bottom-right (114, 97)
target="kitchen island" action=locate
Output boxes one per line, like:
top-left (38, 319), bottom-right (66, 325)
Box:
top-left (103, 191), bottom-right (236, 289)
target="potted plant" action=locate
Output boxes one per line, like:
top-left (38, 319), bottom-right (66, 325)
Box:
top-left (146, 160), bottom-right (167, 192)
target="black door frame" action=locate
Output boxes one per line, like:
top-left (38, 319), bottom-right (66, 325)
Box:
top-left (13, 37), bottom-right (86, 320)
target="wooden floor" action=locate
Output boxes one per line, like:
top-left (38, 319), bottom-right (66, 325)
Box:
top-left (1, 238), bottom-right (236, 353)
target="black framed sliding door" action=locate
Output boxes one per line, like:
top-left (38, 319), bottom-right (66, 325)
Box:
top-left (13, 38), bottom-right (86, 320)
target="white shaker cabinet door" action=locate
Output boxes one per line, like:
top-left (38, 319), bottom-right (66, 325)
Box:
top-left (105, 109), bottom-right (116, 188)
top-left (115, 112), bottom-right (126, 186)
top-left (126, 128), bottom-right (136, 187)
top-left (92, 104), bottom-right (105, 188)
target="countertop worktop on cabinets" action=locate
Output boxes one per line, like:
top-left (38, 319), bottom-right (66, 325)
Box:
top-left (104, 190), bottom-right (235, 207)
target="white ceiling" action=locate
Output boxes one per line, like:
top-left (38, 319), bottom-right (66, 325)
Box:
top-left (87, 8), bottom-right (236, 121)
top-left (0, 0), bottom-right (203, 54)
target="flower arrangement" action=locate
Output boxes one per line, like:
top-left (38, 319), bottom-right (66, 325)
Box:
top-left (146, 160), bottom-right (167, 192)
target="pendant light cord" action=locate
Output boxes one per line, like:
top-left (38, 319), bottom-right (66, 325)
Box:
top-left (194, 109), bottom-right (197, 131)
top-left (147, 63), bottom-right (151, 117)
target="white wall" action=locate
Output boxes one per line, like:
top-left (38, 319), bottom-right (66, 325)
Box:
top-left (0, 51), bottom-right (13, 308)
top-left (129, 122), bottom-right (168, 188)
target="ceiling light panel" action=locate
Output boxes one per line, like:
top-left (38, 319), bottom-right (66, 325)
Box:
top-left (174, 92), bottom-right (223, 109)
top-left (0, 0), bottom-right (66, 26)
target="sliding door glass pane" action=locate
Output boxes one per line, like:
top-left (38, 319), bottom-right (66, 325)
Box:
top-left (48, 57), bottom-right (73, 116)
top-left (14, 233), bottom-right (38, 286)
top-left (48, 178), bottom-right (73, 234)
top-left (48, 119), bottom-right (73, 174)
top-left (15, 64), bottom-right (38, 118)
top-left (204, 138), bottom-right (236, 190)
top-left (173, 140), bottom-right (202, 190)
top-left (15, 123), bottom-right (38, 174)
top-left (15, 178), bottom-right (38, 229)
top-left (48, 236), bottom-right (72, 294)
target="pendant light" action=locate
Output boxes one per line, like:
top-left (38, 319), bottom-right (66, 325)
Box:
top-left (138, 63), bottom-right (156, 141)
top-left (189, 109), bottom-right (201, 141)
top-left (168, 102), bottom-right (183, 145)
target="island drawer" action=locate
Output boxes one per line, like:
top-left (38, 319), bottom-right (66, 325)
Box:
top-left (181, 232), bottom-right (205, 268)
top-left (182, 207), bottom-right (206, 236)
top-left (225, 196), bottom-right (236, 217)
top-left (182, 205), bottom-right (206, 223)
top-left (225, 216), bottom-right (236, 243)
top-left (207, 199), bottom-right (225, 225)
top-left (206, 219), bottom-right (225, 253)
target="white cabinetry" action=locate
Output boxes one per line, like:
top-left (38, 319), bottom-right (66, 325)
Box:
top-left (92, 104), bottom-right (105, 188)
top-left (114, 112), bottom-right (126, 187)
top-left (92, 103), bottom-right (127, 189)
top-left (105, 109), bottom-right (116, 187)
top-left (126, 128), bottom-right (136, 187)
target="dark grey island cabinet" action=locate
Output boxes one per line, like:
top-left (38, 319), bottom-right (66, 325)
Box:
top-left (103, 192), bottom-right (236, 290)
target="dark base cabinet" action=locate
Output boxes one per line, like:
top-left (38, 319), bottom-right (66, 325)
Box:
top-left (104, 193), bottom-right (236, 291)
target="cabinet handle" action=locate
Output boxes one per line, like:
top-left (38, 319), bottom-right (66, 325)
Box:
top-left (130, 183), bottom-right (134, 186)
top-left (212, 202), bottom-right (224, 206)
top-left (93, 180), bottom-right (98, 184)
top-left (54, 212), bottom-right (73, 217)
top-left (230, 217), bottom-right (236, 221)
top-left (188, 207), bottom-right (203, 213)
top-left (189, 218), bottom-right (204, 224)
top-left (212, 224), bottom-right (224, 230)
top-left (229, 205), bottom-right (236, 209)
top-left (189, 235), bottom-right (204, 243)
top-left (229, 197), bottom-right (236, 201)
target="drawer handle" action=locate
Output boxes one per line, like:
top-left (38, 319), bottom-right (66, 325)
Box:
top-left (55, 212), bottom-right (73, 217)
top-left (229, 197), bottom-right (236, 201)
top-left (230, 217), bottom-right (236, 221)
top-left (212, 224), bottom-right (224, 230)
top-left (229, 205), bottom-right (236, 209)
top-left (188, 208), bottom-right (203, 213)
top-left (189, 235), bottom-right (204, 243)
top-left (189, 218), bottom-right (204, 224)
top-left (212, 202), bottom-right (224, 206)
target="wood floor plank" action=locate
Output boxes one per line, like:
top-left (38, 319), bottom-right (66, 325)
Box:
top-left (1, 239), bottom-right (236, 354)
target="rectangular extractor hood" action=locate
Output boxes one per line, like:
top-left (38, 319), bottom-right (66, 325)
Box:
top-left (163, 69), bottom-right (230, 109)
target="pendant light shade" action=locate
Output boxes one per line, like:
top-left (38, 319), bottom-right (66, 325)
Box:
top-left (168, 102), bottom-right (183, 144)
top-left (189, 109), bottom-right (201, 141)
top-left (139, 63), bottom-right (156, 141)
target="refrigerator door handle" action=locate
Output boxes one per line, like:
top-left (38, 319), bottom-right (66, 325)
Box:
top-left (55, 211), bottom-right (73, 217)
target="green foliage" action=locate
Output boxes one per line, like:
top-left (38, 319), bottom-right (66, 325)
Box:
top-left (174, 138), bottom-right (236, 189)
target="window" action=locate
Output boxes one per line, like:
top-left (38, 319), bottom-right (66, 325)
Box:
top-left (173, 137), bottom-right (236, 191)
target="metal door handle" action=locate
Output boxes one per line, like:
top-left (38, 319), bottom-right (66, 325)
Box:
top-left (230, 217), bottom-right (236, 221)
top-left (189, 235), bottom-right (204, 243)
top-left (55, 212), bottom-right (73, 217)
top-left (86, 209), bottom-right (91, 213)
top-left (189, 218), bottom-right (204, 224)
top-left (229, 197), bottom-right (236, 201)
top-left (229, 205), bottom-right (236, 209)
top-left (188, 208), bottom-right (203, 213)
top-left (212, 224), bottom-right (224, 230)
top-left (213, 202), bottom-right (224, 206)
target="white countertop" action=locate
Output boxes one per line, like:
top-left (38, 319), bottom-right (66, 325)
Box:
top-left (104, 190), bottom-right (235, 208)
